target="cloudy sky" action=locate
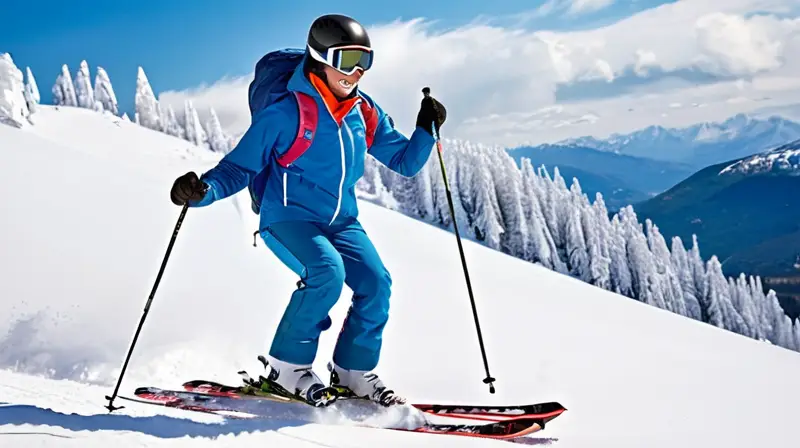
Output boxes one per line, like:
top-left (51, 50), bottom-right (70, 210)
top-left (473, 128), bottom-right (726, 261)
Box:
top-left (4, 0), bottom-right (800, 146)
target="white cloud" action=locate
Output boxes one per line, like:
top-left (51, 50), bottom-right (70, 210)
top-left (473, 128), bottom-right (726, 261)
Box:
top-left (529, 0), bottom-right (617, 18)
top-left (568, 0), bottom-right (617, 15)
top-left (158, 0), bottom-right (800, 147)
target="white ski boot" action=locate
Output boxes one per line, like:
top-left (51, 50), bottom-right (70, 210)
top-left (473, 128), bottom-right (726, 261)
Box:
top-left (258, 356), bottom-right (337, 407)
top-left (328, 361), bottom-right (405, 406)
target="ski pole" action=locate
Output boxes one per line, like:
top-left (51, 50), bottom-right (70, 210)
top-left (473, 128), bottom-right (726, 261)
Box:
top-left (422, 87), bottom-right (496, 394)
top-left (105, 202), bottom-right (190, 412)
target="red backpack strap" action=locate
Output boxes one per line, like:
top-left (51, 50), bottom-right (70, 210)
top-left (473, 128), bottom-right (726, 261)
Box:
top-left (277, 91), bottom-right (318, 167)
top-left (359, 96), bottom-right (379, 149)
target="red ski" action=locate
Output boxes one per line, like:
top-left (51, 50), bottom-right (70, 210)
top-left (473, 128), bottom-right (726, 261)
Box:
top-left (180, 378), bottom-right (566, 422)
top-left (122, 382), bottom-right (566, 442)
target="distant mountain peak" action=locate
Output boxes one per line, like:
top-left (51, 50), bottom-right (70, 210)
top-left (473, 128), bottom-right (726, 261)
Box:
top-left (554, 113), bottom-right (800, 168)
top-left (719, 139), bottom-right (800, 176)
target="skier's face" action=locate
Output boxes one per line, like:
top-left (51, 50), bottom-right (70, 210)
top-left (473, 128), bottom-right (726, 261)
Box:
top-left (323, 65), bottom-right (363, 98)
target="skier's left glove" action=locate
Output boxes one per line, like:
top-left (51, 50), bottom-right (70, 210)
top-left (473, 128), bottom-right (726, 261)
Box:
top-left (416, 93), bottom-right (446, 137)
top-left (170, 171), bottom-right (209, 206)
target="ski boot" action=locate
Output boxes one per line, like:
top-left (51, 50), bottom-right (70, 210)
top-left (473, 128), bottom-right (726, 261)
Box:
top-left (328, 361), bottom-right (406, 406)
top-left (243, 355), bottom-right (338, 407)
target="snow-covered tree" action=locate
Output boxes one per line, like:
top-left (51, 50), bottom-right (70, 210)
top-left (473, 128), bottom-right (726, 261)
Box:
top-left (24, 67), bottom-right (40, 113)
top-left (730, 273), bottom-right (759, 339)
top-left (73, 60), bottom-right (95, 110)
top-left (469, 153), bottom-right (503, 250)
top-left (520, 158), bottom-right (563, 272)
top-left (0, 53), bottom-right (30, 127)
top-left (158, 103), bottom-right (183, 139)
top-left (94, 67), bottom-right (118, 115)
top-left (52, 64), bottom-right (78, 107)
top-left (565, 184), bottom-right (591, 282)
top-left (183, 100), bottom-right (206, 147)
top-left (205, 108), bottom-right (230, 153)
top-left (705, 256), bottom-right (747, 333)
top-left (619, 207), bottom-right (666, 309)
top-left (135, 66), bottom-right (160, 131)
top-left (671, 236), bottom-right (703, 320)
top-left (646, 220), bottom-right (687, 316)
top-left (608, 215), bottom-right (634, 296)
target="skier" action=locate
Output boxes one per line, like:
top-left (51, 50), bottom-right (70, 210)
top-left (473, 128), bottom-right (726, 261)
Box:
top-left (168, 14), bottom-right (446, 407)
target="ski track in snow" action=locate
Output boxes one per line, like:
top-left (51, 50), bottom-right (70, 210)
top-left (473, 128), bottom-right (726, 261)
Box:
top-left (1, 106), bottom-right (800, 447)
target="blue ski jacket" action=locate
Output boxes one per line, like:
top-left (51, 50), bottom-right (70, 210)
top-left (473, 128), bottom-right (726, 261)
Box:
top-left (191, 56), bottom-right (436, 228)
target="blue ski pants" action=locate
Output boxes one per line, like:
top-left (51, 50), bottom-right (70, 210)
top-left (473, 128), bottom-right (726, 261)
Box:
top-left (260, 218), bottom-right (392, 371)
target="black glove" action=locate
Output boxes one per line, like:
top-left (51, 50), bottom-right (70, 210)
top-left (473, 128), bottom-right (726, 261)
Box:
top-left (170, 171), bottom-right (208, 206)
top-left (416, 87), bottom-right (446, 136)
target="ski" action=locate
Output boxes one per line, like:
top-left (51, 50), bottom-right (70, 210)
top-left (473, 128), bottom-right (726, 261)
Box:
top-left (121, 387), bottom-right (551, 441)
top-left (181, 378), bottom-right (566, 422)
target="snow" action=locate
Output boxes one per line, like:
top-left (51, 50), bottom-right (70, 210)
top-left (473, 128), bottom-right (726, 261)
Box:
top-left (719, 139), bottom-right (800, 175)
top-left (0, 53), bottom-right (30, 127)
top-left (2, 106), bottom-right (800, 447)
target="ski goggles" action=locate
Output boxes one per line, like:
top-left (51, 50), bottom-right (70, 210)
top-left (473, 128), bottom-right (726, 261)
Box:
top-left (307, 44), bottom-right (374, 76)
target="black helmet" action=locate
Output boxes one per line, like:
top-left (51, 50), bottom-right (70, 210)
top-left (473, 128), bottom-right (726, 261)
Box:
top-left (306, 14), bottom-right (374, 75)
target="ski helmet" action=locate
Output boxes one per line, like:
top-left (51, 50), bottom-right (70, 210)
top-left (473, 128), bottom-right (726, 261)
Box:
top-left (306, 14), bottom-right (374, 76)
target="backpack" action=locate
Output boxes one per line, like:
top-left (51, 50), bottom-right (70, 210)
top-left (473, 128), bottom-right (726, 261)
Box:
top-left (246, 48), bottom-right (379, 214)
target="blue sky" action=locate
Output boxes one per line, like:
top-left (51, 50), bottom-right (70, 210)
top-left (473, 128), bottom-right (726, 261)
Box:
top-left (3, 0), bottom-right (673, 117)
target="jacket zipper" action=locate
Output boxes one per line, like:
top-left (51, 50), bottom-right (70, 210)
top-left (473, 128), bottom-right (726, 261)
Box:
top-left (329, 126), bottom-right (346, 225)
top-left (283, 172), bottom-right (288, 207)
top-left (319, 98), bottom-right (359, 226)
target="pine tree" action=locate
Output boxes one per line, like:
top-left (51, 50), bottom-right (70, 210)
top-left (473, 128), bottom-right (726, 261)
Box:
top-left (614, 207), bottom-right (662, 308)
top-left (205, 108), bottom-right (230, 153)
top-left (646, 220), bottom-right (687, 316)
top-left (704, 256), bottom-right (747, 334)
top-left (428, 145), bottom-right (451, 227)
top-left (671, 236), bottom-right (703, 320)
top-left (183, 100), bottom-right (206, 147)
top-left (582, 202), bottom-right (611, 289)
top-left (52, 64), bottom-right (78, 107)
top-left (135, 67), bottom-right (161, 131)
top-left (486, 146), bottom-right (528, 257)
top-left (414, 160), bottom-right (435, 221)
top-left (24, 67), bottom-right (40, 113)
top-left (687, 235), bottom-right (709, 320)
top-left (731, 273), bottom-right (759, 338)
top-left (470, 152), bottom-right (503, 250)
top-left (565, 182), bottom-right (591, 282)
top-left (520, 158), bottom-right (562, 271)
top-left (73, 60), bottom-right (95, 109)
top-left (608, 215), bottom-right (634, 297)
top-left (94, 67), bottom-right (118, 115)
top-left (0, 53), bottom-right (30, 127)
top-left (159, 103), bottom-right (184, 139)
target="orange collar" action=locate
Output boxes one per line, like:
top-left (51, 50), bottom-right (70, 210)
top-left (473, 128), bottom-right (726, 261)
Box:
top-left (309, 72), bottom-right (358, 125)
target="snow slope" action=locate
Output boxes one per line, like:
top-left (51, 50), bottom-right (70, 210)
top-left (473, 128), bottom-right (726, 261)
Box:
top-left (2, 106), bottom-right (800, 447)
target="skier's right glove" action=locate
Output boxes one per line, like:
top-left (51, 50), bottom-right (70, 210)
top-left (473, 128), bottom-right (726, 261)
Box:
top-left (170, 171), bottom-right (208, 206)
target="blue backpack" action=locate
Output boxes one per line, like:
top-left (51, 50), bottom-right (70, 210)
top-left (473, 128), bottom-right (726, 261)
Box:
top-left (246, 48), bottom-right (379, 214)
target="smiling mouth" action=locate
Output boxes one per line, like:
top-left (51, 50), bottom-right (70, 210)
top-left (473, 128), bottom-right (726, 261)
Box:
top-left (338, 79), bottom-right (354, 89)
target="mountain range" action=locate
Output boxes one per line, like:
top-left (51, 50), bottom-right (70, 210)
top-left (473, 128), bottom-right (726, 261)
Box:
top-left (559, 114), bottom-right (800, 169)
top-left (506, 114), bottom-right (800, 212)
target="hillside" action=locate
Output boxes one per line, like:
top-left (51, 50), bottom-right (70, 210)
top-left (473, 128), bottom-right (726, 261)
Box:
top-left (2, 105), bottom-right (800, 447)
top-left (634, 139), bottom-right (800, 313)
top-left (635, 139), bottom-right (800, 274)
top-left (560, 113), bottom-right (800, 169)
top-left (505, 144), bottom-right (694, 210)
